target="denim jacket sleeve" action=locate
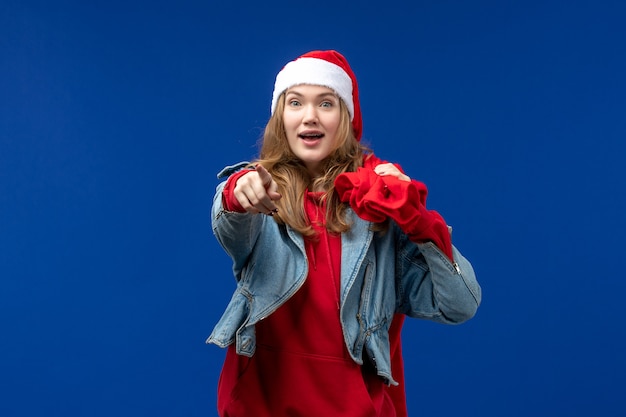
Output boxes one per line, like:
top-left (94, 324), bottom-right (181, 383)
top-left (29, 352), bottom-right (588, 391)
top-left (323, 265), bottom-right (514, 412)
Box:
top-left (394, 226), bottom-right (481, 324)
top-left (211, 179), bottom-right (268, 280)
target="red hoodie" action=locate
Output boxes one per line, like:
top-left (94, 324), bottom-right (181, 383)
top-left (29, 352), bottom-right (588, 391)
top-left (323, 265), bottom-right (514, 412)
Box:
top-left (218, 187), bottom-right (396, 416)
top-left (216, 155), bottom-right (450, 416)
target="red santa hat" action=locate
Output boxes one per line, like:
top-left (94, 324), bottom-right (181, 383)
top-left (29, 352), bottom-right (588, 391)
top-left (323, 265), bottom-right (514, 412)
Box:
top-left (271, 50), bottom-right (363, 141)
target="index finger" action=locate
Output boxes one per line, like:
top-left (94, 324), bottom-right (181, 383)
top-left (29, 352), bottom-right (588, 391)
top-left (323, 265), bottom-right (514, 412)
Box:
top-left (256, 164), bottom-right (272, 188)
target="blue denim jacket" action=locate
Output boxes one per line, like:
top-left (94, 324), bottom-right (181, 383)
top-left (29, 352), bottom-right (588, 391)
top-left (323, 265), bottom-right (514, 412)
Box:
top-left (206, 163), bottom-right (481, 385)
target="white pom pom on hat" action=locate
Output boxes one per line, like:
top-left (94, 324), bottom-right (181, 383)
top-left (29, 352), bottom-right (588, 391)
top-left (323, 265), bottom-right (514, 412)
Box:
top-left (271, 50), bottom-right (363, 141)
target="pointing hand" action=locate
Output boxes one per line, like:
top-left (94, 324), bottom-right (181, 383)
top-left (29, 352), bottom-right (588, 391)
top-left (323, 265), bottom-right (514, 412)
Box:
top-left (233, 165), bottom-right (282, 215)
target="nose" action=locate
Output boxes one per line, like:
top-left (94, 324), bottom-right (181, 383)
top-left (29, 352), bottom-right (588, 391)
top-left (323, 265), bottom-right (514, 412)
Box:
top-left (302, 104), bottom-right (318, 124)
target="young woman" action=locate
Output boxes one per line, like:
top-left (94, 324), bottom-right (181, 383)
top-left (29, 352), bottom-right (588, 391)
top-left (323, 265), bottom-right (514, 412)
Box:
top-left (207, 50), bottom-right (481, 417)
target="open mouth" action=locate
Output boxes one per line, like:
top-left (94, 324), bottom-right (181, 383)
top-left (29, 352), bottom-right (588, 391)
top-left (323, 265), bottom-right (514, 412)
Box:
top-left (298, 132), bottom-right (324, 140)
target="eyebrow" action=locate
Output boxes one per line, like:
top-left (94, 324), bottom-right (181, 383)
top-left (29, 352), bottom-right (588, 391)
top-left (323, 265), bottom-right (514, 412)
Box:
top-left (285, 90), bottom-right (338, 99)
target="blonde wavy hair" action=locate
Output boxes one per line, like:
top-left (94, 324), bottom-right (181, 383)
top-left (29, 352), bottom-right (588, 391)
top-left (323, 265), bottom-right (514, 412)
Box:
top-left (252, 91), bottom-right (370, 236)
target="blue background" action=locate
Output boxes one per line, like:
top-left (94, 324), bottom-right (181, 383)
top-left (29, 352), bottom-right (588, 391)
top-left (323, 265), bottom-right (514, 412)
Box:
top-left (2, 1), bottom-right (625, 416)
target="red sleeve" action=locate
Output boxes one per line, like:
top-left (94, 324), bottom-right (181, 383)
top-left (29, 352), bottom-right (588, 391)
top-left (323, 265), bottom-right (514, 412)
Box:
top-left (221, 169), bottom-right (253, 213)
top-left (334, 156), bottom-right (454, 261)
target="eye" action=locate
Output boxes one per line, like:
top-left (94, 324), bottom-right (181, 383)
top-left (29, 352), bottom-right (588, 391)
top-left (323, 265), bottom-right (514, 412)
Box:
top-left (288, 99), bottom-right (301, 107)
top-left (320, 100), bottom-right (333, 108)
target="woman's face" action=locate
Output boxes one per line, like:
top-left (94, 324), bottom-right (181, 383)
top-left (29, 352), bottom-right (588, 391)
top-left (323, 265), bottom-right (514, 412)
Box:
top-left (282, 85), bottom-right (342, 177)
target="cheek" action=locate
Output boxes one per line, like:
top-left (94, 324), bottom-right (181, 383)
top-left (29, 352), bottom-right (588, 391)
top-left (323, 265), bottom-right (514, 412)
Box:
top-left (325, 113), bottom-right (341, 134)
top-left (282, 117), bottom-right (298, 147)
top-left (282, 110), bottom-right (299, 128)
top-left (283, 121), bottom-right (297, 142)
